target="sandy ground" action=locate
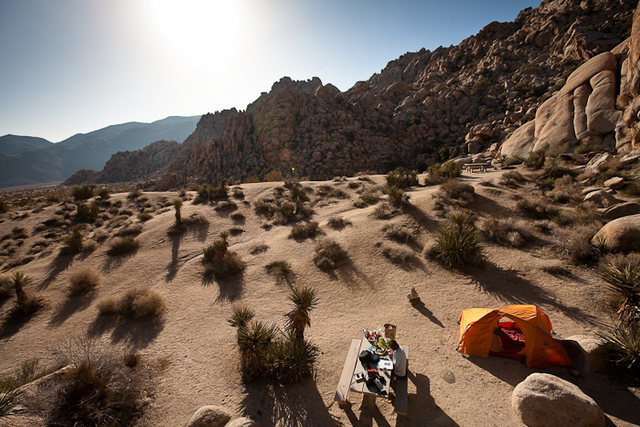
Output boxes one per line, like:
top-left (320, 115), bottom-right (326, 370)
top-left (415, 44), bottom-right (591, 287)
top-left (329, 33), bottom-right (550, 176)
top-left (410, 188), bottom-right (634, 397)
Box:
top-left (1, 169), bottom-right (639, 426)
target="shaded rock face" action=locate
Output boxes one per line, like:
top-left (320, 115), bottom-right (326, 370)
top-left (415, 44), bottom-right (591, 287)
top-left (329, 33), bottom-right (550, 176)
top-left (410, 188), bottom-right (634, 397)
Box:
top-left (512, 373), bottom-right (605, 427)
top-left (160, 1), bottom-right (634, 186)
top-left (593, 213), bottom-right (640, 252)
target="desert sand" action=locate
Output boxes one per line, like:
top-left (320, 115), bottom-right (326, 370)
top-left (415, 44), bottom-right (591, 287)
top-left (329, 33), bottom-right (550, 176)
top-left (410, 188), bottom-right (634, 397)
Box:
top-left (1, 168), bottom-right (639, 426)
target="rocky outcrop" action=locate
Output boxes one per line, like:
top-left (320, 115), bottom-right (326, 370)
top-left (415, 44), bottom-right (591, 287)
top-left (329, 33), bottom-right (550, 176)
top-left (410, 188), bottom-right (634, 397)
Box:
top-left (158, 0), bottom-right (634, 186)
top-left (603, 201), bottom-right (640, 220)
top-left (187, 405), bottom-right (232, 427)
top-left (593, 213), bottom-right (640, 252)
top-left (512, 373), bottom-right (605, 427)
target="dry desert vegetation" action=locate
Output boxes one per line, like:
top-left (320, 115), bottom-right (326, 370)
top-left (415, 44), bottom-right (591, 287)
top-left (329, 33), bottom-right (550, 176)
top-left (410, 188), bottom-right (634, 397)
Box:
top-left (0, 158), bottom-right (639, 426)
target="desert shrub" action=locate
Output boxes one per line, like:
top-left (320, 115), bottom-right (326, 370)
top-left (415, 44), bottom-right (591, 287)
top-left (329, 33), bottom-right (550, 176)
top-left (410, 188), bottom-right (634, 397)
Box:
top-left (516, 198), bottom-right (559, 220)
top-left (98, 288), bottom-right (166, 320)
top-left (264, 171), bottom-right (283, 182)
top-left (193, 181), bottom-right (228, 203)
top-left (116, 224), bottom-right (143, 237)
top-left (606, 323), bottom-right (640, 373)
top-left (479, 217), bottom-right (532, 248)
top-left (237, 320), bottom-right (277, 378)
top-left (327, 216), bottom-right (352, 230)
top-left (97, 188), bottom-right (110, 199)
top-left (253, 198), bottom-right (277, 218)
top-left (429, 213), bottom-right (484, 269)
top-left (8, 272), bottom-right (46, 319)
top-left (384, 223), bottom-right (416, 244)
top-left (126, 189), bottom-right (142, 200)
top-left (61, 226), bottom-right (84, 255)
top-left (107, 237), bottom-right (139, 256)
top-left (267, 336), bottom-right (319, 384)
top-left (382, 244), bottom-right (414, 264)
top-left (48, 350), bottom-right (147, 426)
top-left (548, 175), bottom-right (579, 204)
top-left (440, 180), bottom-right (475, 200)
top-left (372, 204), bottom-right (401, 220)
top-left (359, 189), bottom-right (381, 205)
top-left (76, 202), bottom-right (99, 223)
top-left (123, 351), bottom-right (141, 369)
top-left (0, 275), bottom-right (12, 302)
top-left (540, 159), bottom-right (577, 181)
top-left (425, 162), bottom-right (460, 185)
top-left (250, 244), bottom-right (269, 255)
top-left (202, 233), bottom-right (245, 277)
top-left (0, 199), bottom-right (7, 214)
top-left (313, 238), bottom-right (348, 270)
top-left (231, 212), bottom-right (245, 223)
top-left (500, 171), bottom-right (526, 187)
top-left (289, 222), bottom-right (321, 240)
top-left (227, 304), bottom-right (256, 330)
top-left (274, 201), bottom-right (296, 224)
top-left (525, 150), bottom-right (546, 169)
top-left (568, 232), bottom-right (598, 265)
top-left (0, 358), bottom-right (56, 392)
top-left (265, 261), bottom-right (292, 279)
top-left (315, 185), bottom-right (347, 199)
top-left (386, 167), bottom-right (418, 188)
top-left (232, 187), bottom-right (245, 200)
top-left (72, 185), bottom-right (95, 201)
top-left (386, 185), bottom-right (410, 207)
top-left (541, 265), bottom-right (573, 276)
top-left (503, 156), bottom-right (524, 167)
top-left (69, 268), bottom-right (100, 296)
top-left (137, 212), bottom-right (152, 222)
top-left (600, 255), bottom-right (640, 322)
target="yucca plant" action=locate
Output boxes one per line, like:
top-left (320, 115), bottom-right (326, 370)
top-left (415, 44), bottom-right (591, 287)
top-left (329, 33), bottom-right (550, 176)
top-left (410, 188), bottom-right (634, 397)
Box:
top-left (173, 199), bottom-right (183, 226)
top-left (606, 322), bottom-right (640, 372)
top-left (285, 286), bottom-right (318, 341)
top-left (432, 213), bottom-right (484, 269)
top-left (268, 336), bottom-right (319, 384)
top-left (227, 304), bottom-right (256, 331)
top-left (11, 272), bottom-right (30, 306)
top-left (9, 272), bottom-right (45, 318)
top-left (0, 385), bottom-right (24, 417)
top-left (237, 321), bottom-right (276, 379)
top-left (600, 262), bottom-right (640, 322)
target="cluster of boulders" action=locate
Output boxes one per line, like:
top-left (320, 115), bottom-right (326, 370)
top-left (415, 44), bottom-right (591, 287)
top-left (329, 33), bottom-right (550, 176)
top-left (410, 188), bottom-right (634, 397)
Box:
top-left (187, 405), bottom-right (254, 427)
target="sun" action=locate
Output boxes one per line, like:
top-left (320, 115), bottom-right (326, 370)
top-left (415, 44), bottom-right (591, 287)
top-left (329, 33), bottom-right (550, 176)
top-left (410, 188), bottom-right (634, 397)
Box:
top-left (144, 0), bottom-right (245, 61)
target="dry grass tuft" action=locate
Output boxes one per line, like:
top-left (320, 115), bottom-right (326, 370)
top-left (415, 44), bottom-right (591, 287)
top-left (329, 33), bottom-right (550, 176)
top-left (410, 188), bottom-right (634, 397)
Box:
top-left (327, 216), bottom-right (352, 230)
top-left (68, 268), bottom-right (101, 296)
top-left (107, 237), bottom-right (139, 256)
top-left (98, 288), bottom-right (166, 320)
top-left (382, 243), bottom-right (414, 264)
top-left (479, 217), bottom-right (532, 247)
top-left (313, 238), bottom-right (348, 270)
top-left (289, 222), bottom-right (322, 240)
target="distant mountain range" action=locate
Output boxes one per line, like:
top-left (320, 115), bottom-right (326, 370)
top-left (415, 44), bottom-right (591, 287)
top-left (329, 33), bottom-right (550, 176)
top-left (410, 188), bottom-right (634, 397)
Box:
top-left (0, 116), bottom-right (199, 188)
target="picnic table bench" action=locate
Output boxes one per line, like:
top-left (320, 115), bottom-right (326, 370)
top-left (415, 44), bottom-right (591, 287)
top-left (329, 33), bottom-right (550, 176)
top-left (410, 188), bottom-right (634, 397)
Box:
top-left (464, 162), bottom-right (490, 172)
top-left (334, 338), bottom-right (410, 415)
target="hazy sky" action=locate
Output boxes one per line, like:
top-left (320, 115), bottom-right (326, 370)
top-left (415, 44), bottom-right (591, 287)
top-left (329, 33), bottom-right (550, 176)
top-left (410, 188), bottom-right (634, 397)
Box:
top-left (0, 0), bottom-right (538, 142)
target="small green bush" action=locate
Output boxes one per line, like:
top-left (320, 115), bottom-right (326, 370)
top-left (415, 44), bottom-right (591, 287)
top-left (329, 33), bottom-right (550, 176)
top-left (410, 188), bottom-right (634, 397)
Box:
top-left (313, 238), bottom-right (348, 270)
top-left (425, 162), bottom-right (460, 185)
top-left (386, 185), bottom-right (410, 207)
top-left (359, 189), bottom-right (381, 205)
top-left (137, 212), bottom-right (152, 222)
top-left (525, 150), bottom-right (546, 169)
top-left (516, 198), bottom-right (559, 220)
top-left (61, 226), bottom-right (84, 255)
top-left (107, 237), bottom-right (139, 256)
top-left (479, 217), bottom-right (531, 248)
top-left (386, 167), bottom-right (418, 188)
top-left (500, 171), bottom-right (526, 187)
top-left (430, 214), bottom-right (484, 269)
top-left (267, 337), bottom-right (319, 384)
top-left (76, 203), bottom-right (99, 223)
top-left (327, 216), bottom-right (352, 230)
top-left (440, 180), bottom-right (475, 200)
top-left (193, 181), bottom-right (228, 203)
top-left (97, 188), bottom-right (110, 199)
top-left (202, 233), bottom-right (245, 277)
top-left (72, 185), bottom-right (95, 201)
top-left (382, 244), bottom-right (414, 264)
top-left (289, 222), bottom-right (321, 240)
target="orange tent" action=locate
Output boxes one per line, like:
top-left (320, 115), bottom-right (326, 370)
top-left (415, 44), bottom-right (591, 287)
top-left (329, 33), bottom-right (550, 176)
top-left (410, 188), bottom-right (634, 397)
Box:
top-left (458, 305), bottom-right (571, 368)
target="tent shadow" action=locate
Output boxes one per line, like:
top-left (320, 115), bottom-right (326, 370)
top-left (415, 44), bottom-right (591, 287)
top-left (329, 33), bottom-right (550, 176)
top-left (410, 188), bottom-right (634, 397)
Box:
top-left (240, 378), bottom-right (339, 427)
top-left (466, 262), bottom-right (599, 325)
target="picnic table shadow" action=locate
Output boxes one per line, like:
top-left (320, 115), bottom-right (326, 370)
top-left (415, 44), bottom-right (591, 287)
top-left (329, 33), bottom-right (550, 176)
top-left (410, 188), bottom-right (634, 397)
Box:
top-left (466, 261), bottom-right (599, 326)
top-left (87, 314), bottom-right (164, 349)
top-left (340, 371), bottom-right (457, 427)
top-left (240, 378), bottom-right (339, 427)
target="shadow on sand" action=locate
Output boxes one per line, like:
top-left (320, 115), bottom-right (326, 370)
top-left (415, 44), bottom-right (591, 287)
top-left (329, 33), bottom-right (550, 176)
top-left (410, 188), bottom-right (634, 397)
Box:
top-left (39, 254), bottom-right (74, 289)
top-left (87, 314), bottom-right (164, 349)
top-left (49, 291), bottom-right (96, 326)
top-left (241, 379), bottom-right (339, 427)
top-left (100, 251), bottom-right (137, 274)
top-left (412, 302), bottom-right (444, 328)
top-left (467, 261), bottom-right (599, 325)
top-left (202, 270), bottom-right (245, 302)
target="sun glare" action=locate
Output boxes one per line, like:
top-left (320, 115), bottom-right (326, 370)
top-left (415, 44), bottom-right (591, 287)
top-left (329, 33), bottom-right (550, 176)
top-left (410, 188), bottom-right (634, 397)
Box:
top-left (144, 0), bottom-right (246, 61)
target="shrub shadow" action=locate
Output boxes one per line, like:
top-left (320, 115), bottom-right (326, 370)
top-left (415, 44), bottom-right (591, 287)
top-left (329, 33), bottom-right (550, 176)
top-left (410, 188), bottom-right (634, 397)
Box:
top-left (240, 379), bottom-right (339, 427)
top-left (467, 262), bottom-right (599, 325)
top-left (49, 292), bottom-right (96, 326)
top-left (39, 254), bottom-right (74, 289)
top-left (403, 204), bottom-right (439, 232)
top-left (100, 251), bottom-right (136, 274)
top-left (202, 270), bottom-right (245, 302)
top-left (87, 314), bottom-right (164, 349)
top-left (0, 305), bottom-right (44, 338)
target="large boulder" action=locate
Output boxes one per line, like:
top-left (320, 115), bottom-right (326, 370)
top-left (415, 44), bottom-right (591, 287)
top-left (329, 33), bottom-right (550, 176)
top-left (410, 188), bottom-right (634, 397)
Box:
top-left (534, 92), bottom-right (577, 152)
top-left (603, 176), bottom-right (624, 189)
top-left (564, 335), bottom-right (609, 374)
top-left (592, 214), bottom-right (640, 252)
top-left (226, 417), bottom-right (256, 427)
top-left (573, 84), bottom-right (590, 140)
top-left (603, 201), bottom-right (640, 220)
top-left (501, 121), bottom-right (535, 159)
top-left (583, 189), bottom-right (620, 208)
top-left (512, 373), bottom-right (605, 427)
top-left (584, 152), bottom-right (612, 175)
top-left (188, 406), bottom-right (233, 427)
top-left (586, 71), bottom-right (621, 135)
top-left (562, 52), bottom-right (617, 95)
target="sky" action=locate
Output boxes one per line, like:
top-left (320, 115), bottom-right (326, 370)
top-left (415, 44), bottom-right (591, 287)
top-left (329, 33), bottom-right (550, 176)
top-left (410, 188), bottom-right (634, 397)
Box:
top-left (0, 0), bottom-right (539, 142)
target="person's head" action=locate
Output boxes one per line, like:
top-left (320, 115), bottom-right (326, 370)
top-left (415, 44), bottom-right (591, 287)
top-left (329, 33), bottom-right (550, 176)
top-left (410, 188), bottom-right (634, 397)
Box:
top-left (389, 340), bottom-right (399, 351)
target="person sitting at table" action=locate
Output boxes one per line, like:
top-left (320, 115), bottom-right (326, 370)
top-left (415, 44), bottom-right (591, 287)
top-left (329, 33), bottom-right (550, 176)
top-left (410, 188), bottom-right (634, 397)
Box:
top-left (389, 340), bottom-right (407, 379)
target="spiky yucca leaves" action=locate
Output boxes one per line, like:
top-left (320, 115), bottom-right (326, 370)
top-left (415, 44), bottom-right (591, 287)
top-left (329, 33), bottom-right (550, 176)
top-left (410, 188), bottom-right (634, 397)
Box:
top-left (607, 322), bottom-right (640, 372)
top-left (11, 272), bottom-right (30, 305)
top-left (285, 286), bottom-right (318, 341)
top-left (267, 336), bottom-right (319, 384)
top-left (432, 213), bottom-right (484, 269)
top-left (0, 385), bottom-right (23, 417)
top-left (600, 262), bottom-right (640, 322)
top-left (227, 304), bottom-right (256, 331)
top-left (61, 226), bottom-right (83, 255)
top-left (237, 321), bottom-right (276, 379)
top-left (9, 272), bottom-right (45, 319)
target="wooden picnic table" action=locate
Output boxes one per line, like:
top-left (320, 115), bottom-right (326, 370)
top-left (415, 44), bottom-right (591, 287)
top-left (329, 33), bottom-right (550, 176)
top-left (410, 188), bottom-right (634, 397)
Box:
top-left (349, 338), bottom-right (393, 403)
top-left (464, 162), bottom-right (490, 172)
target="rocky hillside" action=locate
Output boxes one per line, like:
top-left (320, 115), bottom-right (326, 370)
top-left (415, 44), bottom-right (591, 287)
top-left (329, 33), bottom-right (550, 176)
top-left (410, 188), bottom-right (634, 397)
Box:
top-left (64, 140), bottom-right (181, 185)
top-left (154, 0), bottom-right (635, 187)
